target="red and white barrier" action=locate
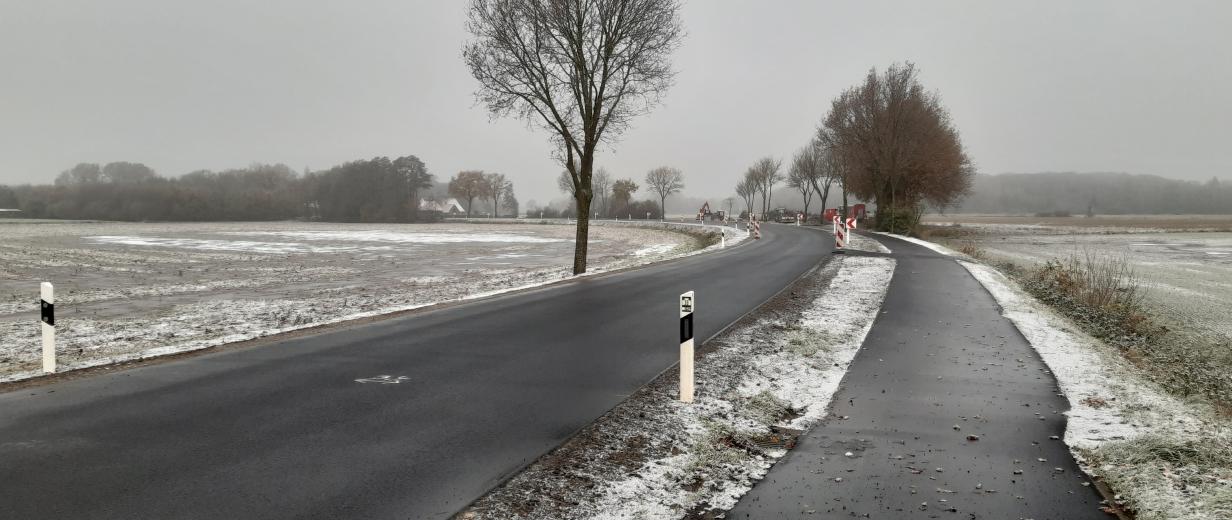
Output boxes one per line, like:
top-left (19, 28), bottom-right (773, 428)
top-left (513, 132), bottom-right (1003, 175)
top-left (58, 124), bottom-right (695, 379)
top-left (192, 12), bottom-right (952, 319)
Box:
top-left (752, 216), bottom-right (761, 239)
top-left (833, 217), bottom-right (846, 250)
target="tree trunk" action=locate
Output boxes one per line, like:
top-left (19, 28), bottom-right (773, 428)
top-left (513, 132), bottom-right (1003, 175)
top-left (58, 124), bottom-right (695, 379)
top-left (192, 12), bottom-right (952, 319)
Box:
top-left (409, 187), bottom-right (419, 222)
top-left (573, 193), bottom-right (591, 275)
top-left (819, 189), bottom-right (829, 223)
top-left (660, 195), bottom-right (666, 221)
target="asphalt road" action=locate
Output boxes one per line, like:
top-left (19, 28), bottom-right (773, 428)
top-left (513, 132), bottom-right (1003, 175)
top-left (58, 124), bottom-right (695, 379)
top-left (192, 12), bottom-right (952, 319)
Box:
top-left (0, 223), bottom-right (832, 519)
top-left (729, 234), bottom-right (1106, 519)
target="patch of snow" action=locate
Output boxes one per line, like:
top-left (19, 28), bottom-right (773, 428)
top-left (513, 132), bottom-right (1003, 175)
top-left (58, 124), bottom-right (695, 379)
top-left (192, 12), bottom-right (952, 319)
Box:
top-left (633, 244), bottom-right (678, 257)
top-left (872, 231), bottom-right (956, 256)
top-left (846, 233), bottom-right (892, 254)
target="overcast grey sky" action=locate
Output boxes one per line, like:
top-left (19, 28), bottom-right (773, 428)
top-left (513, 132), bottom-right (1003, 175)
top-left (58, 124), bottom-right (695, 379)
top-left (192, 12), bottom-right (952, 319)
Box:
top-left (1, 0), bottom-right (1229, 206)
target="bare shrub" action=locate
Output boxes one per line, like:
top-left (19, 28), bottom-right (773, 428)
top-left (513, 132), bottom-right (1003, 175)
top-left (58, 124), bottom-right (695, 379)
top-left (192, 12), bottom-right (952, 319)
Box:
top-left (1019, 251), bottom-right (1232, 406)
top-left (1027, 251), bottom-right (1148, 335)
top-left (958, 241), bottom-right (984, 259)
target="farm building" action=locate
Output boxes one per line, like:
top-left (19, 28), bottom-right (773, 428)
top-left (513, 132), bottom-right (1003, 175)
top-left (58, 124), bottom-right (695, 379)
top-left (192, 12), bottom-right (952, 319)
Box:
top-left (420, 198), bottom-right (466, 215)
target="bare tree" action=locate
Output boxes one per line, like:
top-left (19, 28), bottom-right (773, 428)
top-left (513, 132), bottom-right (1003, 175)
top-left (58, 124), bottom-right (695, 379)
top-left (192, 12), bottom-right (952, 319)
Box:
top-left (593, 167), bottom-right (613, 217)
top-left (485, 173), bottom-right (512, 217)
top-left (787, 145), bottom-right (819, 220)
top-left (449, 170), bottom-right (490, 218)
top-left (556, 169), bottom-right (576, 197)
top-left (464, 0), bottom-right (684, 274)
top-left (502, 187), bottom-right (520, 216)
top-left (644, 166), bottom-right (683, 221)
top-left (807, 142), bottom-right (840, 218)
top-left (748, 156), bottom-right (783, 217)
top-left (735, 173), bottom-right (757, 218)
top-left (819, 62), bottom-right (974, 232)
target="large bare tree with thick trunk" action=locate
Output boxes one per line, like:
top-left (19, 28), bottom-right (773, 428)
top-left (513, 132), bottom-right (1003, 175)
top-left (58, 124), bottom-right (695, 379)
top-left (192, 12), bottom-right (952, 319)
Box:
top-left (819, 62), bottom-right (974, 232)
top-left (464, 0), bottom-right (684, 274)
top-left (644, 166), bottom-right (683, 221)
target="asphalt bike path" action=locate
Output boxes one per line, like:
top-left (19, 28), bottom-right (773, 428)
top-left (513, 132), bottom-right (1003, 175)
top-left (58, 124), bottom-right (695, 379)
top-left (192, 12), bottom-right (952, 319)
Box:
top-left (0, 223), bottom-right (831, 519)
top-left (729, 233), bottom-right (1106, 519)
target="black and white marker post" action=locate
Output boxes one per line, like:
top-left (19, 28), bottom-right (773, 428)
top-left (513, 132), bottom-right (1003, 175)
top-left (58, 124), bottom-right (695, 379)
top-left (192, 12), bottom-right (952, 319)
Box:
top-left (679, 290), bottom-right (695, 403)
top-left (40, 282), bottom-right (55, 373)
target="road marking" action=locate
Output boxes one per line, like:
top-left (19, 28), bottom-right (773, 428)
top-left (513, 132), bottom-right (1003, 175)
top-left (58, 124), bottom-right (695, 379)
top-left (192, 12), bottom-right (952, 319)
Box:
top-left (355, 375), bottom-right (410, 384)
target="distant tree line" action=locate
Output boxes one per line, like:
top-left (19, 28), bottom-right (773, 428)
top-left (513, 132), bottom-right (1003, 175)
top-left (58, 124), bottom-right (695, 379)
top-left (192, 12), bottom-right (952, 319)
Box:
top-left (952, 172), bottom-right (1232, 215)
top-left (0, 155), bottom-right (519, 222)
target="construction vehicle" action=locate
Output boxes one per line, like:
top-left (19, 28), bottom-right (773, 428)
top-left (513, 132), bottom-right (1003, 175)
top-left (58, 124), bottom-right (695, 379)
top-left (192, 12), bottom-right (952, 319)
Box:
top-left (695, 202), bottom-right (726, 222)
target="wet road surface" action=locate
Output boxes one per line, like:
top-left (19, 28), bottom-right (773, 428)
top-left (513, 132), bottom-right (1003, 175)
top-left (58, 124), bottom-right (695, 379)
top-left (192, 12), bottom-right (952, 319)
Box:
top-left (728, 233), bottom-right (1106, 519)
top-left (0, 224), bottom-right (831, 519)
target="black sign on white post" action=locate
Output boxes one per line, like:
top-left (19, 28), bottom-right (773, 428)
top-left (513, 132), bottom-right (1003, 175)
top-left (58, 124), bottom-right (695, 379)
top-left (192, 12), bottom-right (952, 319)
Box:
top-left (679, 291), bottom-right (695, 403)
top-left (40, 282), bottom-right (55, 373)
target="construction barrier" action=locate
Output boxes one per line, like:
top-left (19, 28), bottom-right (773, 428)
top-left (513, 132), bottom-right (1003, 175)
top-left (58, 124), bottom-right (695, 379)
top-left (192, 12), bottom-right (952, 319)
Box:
top-left (833, 217), bottom-right (846, 251)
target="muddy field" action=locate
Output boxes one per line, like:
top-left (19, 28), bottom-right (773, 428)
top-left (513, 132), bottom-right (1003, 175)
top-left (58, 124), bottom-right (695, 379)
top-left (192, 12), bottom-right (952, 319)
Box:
top-left (0, 220), bottom-right (717, 381)
top-left (921, 215), bottom-right (1232, 339)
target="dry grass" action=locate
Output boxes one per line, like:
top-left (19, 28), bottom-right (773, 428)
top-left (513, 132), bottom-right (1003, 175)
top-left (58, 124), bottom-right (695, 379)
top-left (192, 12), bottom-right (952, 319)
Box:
top-left (1017, 250), bottom-right (1232, 407)
top-left (1082, 434), bottom-right (1232, 520)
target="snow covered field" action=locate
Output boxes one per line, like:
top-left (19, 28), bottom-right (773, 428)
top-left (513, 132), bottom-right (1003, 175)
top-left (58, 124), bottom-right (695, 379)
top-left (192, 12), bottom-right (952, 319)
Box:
top-left (923, 220), bottom-right (1232, 339)
top-left (0, 220), bottom-right (726, 382)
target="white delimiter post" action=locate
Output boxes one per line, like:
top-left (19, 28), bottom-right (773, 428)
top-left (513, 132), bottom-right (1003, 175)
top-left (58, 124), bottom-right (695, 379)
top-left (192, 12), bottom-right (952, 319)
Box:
top-left (679, 291), bottom-right (695, 403)
top-left (40, 282), bottom-right (55, 373)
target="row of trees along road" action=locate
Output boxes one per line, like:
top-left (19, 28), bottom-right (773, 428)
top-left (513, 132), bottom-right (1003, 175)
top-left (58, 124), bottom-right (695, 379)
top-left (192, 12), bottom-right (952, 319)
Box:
top-left (464, 0), bottom-right (685, 274)
top-left (734, 157), bottom-right (784, 219)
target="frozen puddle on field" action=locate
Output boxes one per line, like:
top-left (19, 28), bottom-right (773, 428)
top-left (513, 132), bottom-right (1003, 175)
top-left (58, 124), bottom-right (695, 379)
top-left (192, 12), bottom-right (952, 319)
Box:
top-left (224, 230), bottom-right (566, 244)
